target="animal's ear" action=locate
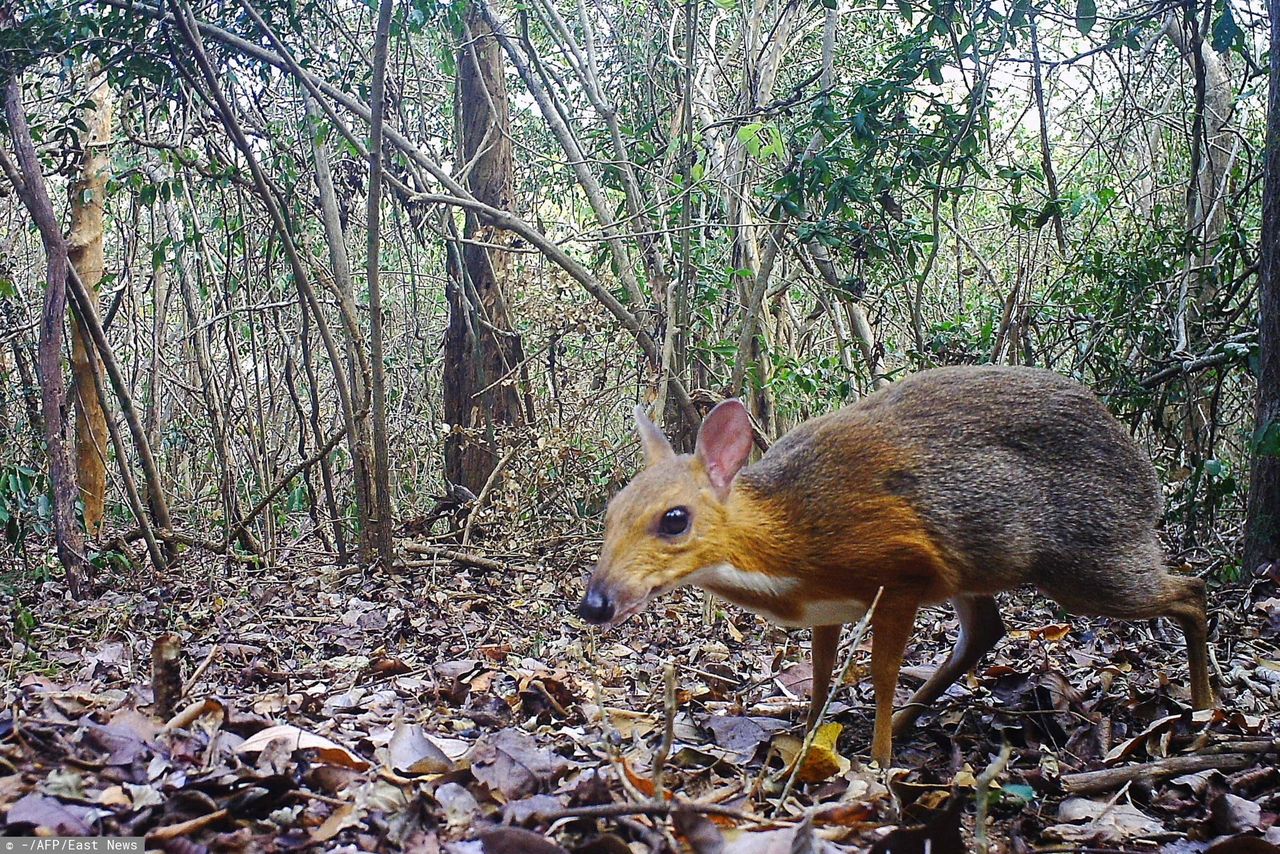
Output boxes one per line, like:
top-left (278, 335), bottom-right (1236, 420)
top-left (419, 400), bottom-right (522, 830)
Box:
top-left (694, 399), bottom-right (753, 499)
top-left (634, 405), bottom-right (676, 467)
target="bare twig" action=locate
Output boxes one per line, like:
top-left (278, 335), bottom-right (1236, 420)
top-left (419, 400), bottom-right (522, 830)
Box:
top-left (182, 644), bottom-right (220, 698)
top-left (653, 661), bottom-right (677, 801)
top-left (402, 543), bottom-right (534, 573)
top-left (1061, 743), bottom-right (1279, 795)
top-left (461, 447), bottom-right (518, 548)
top-left (1139, 330), bottom-right (1258, 388)
top-left (974, 742), bottom-right (1013, 854)
top-left (515, 800), bottom-right (757, 824)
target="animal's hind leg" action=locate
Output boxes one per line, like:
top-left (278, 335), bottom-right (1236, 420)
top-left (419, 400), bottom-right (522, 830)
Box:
top-left (892, 595), bottom-right (1004, 735)
top-left (1051, 568), bottom-right (1212, 709)
top-left (1165, 576), bottom-right (1212, 709)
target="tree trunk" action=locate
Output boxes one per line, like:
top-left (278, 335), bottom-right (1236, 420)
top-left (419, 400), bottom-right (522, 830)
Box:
top-left (1162, 11), bottom-right (1237, 541)
top-left (365, 0), bottom-right (397, 567)
top-left (66, 69), bottom-right (114, 539)
top-left (444, 7), bottom-right (529, 495)
top-left (1244, 0), bottom-right (1280, 574)
top-left (307, 95), bottom-right (380, 564)
top-left (3, 78), bottom-right (91, 595)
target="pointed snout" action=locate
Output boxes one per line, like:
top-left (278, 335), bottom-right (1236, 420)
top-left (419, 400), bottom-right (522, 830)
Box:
top-left (577, 585), bottom-right (615, 624)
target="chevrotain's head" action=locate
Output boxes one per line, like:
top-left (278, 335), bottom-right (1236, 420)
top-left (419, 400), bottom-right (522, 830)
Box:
top-left (578, 400), bottom-right (754, 626)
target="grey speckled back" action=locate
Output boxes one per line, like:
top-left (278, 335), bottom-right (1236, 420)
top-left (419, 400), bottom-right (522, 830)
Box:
top-left (746, 365), bottom-right (1166, 600)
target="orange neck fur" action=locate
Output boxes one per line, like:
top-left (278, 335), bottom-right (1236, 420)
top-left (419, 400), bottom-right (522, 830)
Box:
top-left (694, 471), bottom-right (958, 621)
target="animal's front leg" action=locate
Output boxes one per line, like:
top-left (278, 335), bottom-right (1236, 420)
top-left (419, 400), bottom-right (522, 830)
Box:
top-left (806, 623), bottom-right (842, 729)
top-left (869, 598), bottom-right (919, 766)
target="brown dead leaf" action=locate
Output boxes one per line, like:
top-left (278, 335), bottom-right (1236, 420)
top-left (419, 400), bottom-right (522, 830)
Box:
top-left (97, 785), bottom-right (132, 808)
top-left (620, 756), bottom-right (661, 799)
top-left (388, 719), bottom-right (453, 775)
top-left (1210, 793), bottom-right (1266, 836)
top-left (673, 805), bottom-right (727, 852)
top-left (367, 656), bottom-right (412, 677)
top-left (1029, 623), bottom-right (1072, 642)
top-left (309, 803), bottom-right (361, 842)
top-left (434, 782), bottom-right (481, 828)
top-left (478, 644), bottom-right (512, 662)
top-left (5, 793), bottom-right (94, 835)
top-left (236, 724), bottom-right (370, 770)
top-left (704, 716), bottom-right (789, 763)
top-left (605, 707), bottom-right (656, 738)
top-left (470, 728), bottom-right (572, 800)
top-left (475, 827), bottom-right (569, 853)
top-left (503, 794), bottom-right (566, 825)
top-left (1046, 797), bottom-right (1164, 843)
top-left (774, 662), bottom-right (814, 699)
top-left (811, 801), bottom-right (877, 826)
top-left (1205, 836), bottom-right (1280, 853)
top-left (1104, 712), bottom-right (1183, 763)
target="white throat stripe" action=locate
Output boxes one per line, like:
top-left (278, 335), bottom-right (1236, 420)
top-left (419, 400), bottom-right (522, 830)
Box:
top-left (685, 562), bottom-right (800, 598)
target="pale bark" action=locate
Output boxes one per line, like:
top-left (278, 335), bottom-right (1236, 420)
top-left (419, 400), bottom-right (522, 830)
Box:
top-left (64, 260), bottom-right (176, 563)
top-left (66, 69), bottom-right (114, 538)
top-left (306, 95), bottom-right (379, 563)
top-left (1164, 11), bottom-right (1235, 349)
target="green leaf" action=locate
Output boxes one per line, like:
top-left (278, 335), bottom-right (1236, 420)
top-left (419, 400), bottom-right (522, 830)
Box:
top-left (895, 0), bottom-right (913, 23)
top-left (737, 121), bottom-right (784, 161)
top-left (1075, 0), bottom-right (1096, 35)
top-left (1211, 4), bottom-right (1241, 53)
top-left (286, 482), bottom-right (310, 512)
top-left (1253, 420), bottom-right (1280, 458)
top-left (1032, 200), bottom-right (1061, 228)
top-left (1002, 784), bottom-right (1036, 805)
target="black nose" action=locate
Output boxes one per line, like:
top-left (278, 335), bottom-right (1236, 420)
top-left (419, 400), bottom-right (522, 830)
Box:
top-left (578, 588), bottom-right (614, 624)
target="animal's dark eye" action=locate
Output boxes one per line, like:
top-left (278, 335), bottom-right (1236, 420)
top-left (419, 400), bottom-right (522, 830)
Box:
top-left (659, 506), bottom-right (690, 536)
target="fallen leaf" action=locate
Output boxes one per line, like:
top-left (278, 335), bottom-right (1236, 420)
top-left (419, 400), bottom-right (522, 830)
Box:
top-left (435, 782), bottom-right (480, 828)
top-left (1030, 623), bottom-right (1071, 642)
top-left (1046, 797), bottom-right (1164, 843)
top-left (475, 827), bottom-right (569, 853)
top-left (1210, 793), bottom-right (1265, 835)
top-left (470, 728), bottom-right (572, 800)
top-left (1206, 835), bottom-right (1280, 853)
top-left (604, 708), bottom-right (656, 738)
top-left (236, 724), bottom-right (370, 770)
top-left (5, 793), bottom-right (94, 836)
top-left (310, 803), bottom-right (361, 842)
top-left (770, 723), bottom-right (849, 783)
top-left (704, 716), bottom-right (789, 763)
top-left (388, 719), bottom-right (453, 775)
top-left (674, 804), bottom-right (727, 852)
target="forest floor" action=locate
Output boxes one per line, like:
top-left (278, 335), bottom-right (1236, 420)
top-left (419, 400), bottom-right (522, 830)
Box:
top-left (2, 539), bottom-right (1280, 852)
